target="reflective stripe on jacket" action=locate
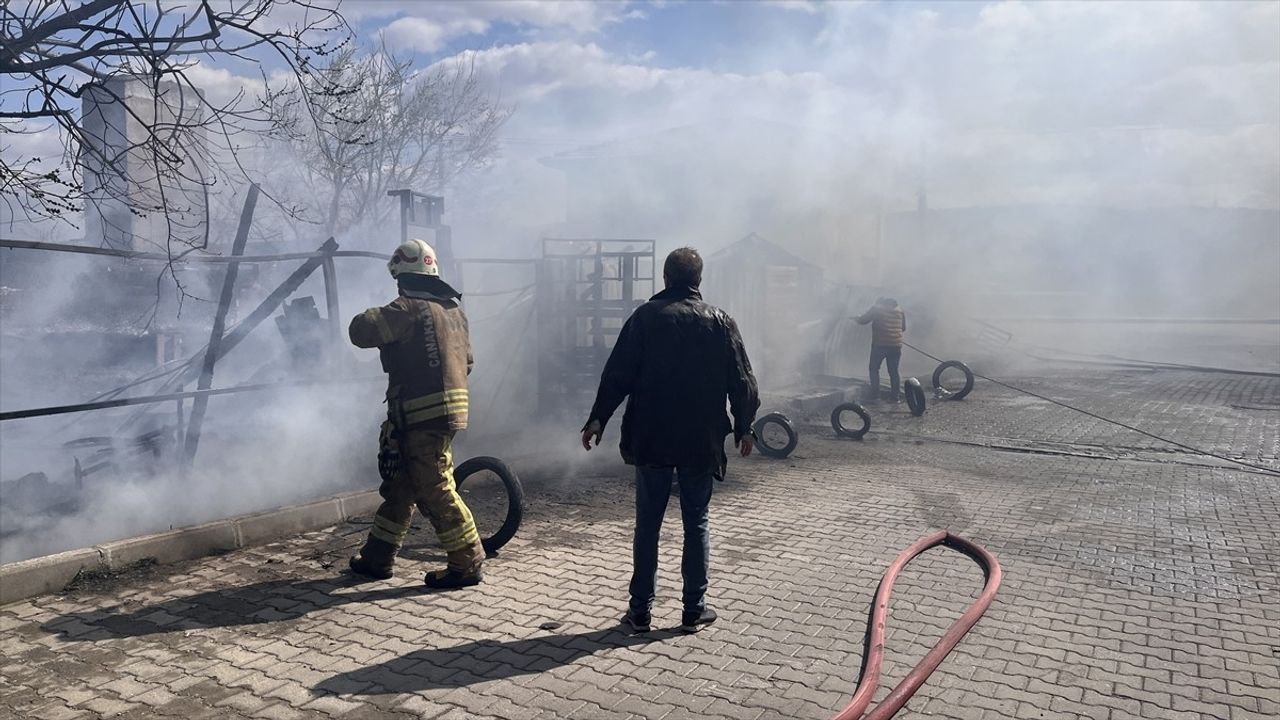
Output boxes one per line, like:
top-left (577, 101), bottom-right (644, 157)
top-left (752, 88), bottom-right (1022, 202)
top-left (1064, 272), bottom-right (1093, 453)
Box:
top-left (350, 295), bottom-right (473, 432)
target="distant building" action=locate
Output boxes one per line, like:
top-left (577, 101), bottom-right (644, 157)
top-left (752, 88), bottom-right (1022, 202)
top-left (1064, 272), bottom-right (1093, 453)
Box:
top-left (80, 78), bottom-right (209, 251)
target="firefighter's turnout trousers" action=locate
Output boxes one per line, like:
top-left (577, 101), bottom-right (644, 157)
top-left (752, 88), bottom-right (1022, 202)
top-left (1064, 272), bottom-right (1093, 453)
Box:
top-left (369, 424), bottom-right (483, 573)
top-left (349, 290), bottom-right (482, 575)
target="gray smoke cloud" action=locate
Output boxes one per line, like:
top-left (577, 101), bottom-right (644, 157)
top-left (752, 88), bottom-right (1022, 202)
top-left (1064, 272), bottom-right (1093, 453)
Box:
top-left (435, 0), bottom-right (1280, 374)
top-left (3, 0), bottom-right (1278, 562)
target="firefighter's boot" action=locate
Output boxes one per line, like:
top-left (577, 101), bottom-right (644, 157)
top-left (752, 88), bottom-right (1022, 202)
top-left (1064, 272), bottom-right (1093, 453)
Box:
top-left (349, 535), bottom-right (398, 580)
top-left (423, 565), bottom-right (483, 589)
top-left (424, 536), bottom-right (484, 590)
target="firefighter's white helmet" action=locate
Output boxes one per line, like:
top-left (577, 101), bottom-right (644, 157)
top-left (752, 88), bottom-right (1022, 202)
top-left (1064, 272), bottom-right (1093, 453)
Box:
top-left (388, 238), bottom-right (439, 278)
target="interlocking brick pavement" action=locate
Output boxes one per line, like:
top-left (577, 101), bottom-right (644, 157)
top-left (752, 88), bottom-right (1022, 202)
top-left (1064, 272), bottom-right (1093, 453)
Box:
top-left (847, 366), bottom-right (1280, 468)
top-left (2, 369), bottom-right (1278, 719)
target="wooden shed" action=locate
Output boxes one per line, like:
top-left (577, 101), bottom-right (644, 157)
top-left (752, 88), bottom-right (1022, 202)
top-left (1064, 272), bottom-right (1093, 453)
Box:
top-left (703, 233), bottom-right (824, 387)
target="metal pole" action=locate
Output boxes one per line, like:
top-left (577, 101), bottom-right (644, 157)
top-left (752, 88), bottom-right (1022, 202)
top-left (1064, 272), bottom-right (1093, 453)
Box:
top-left (175, 390), bottom-right (185, 446)
top-left (321, 255), bottom-right (341, 345)
top-left (183, 184), bottom-right (259, 466)
top-left (400, 193), bottom-right (409, 245)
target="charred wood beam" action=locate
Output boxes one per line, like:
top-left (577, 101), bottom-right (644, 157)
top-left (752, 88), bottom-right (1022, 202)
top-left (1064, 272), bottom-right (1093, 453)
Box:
top-left (0, 238), bottom-right (541, 266)
top-left (0, 238), bottom-right (387, 263)
top-left (0, 377), bottom-right (382, 423)
top-left (183, 184), bottom-right (258, 466)
top-left (173, 237), bottom-right (340, 390)
top-left (115, 236), bottom-right (344, 433)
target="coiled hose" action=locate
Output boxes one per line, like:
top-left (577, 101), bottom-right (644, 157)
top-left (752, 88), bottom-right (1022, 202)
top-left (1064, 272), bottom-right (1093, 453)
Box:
top-left (832, 532), bottom-right (1002, 720)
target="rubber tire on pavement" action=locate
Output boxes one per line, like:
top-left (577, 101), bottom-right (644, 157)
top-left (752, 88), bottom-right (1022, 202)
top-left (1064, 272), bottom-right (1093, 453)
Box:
top-left (931, 360), bottom-right (975, 401)
top-left (753, 412), bottom-right (798, 459)
top-left (904, 378), bottom-right (927, 417)
top-left (830, 402), bottom-right (872, 440)
top-left (454, 456), bottom-right (524, 557)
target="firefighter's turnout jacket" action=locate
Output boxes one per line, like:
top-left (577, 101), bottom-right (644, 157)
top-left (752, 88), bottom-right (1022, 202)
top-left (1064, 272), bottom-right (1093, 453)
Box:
top-left (349, 293), bottom-right (473, 431)
top-left (347, 289), bottom-right (483, 575)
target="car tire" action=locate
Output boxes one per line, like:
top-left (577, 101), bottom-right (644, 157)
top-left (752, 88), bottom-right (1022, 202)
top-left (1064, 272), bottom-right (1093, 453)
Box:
top-left (753, 412), bottom-right (798, 459)
top-left (931, 360), bottom-right (975, 401)
top-left (830, 402), bottom-right (872, 440)
top-left (904, 378), bottom-right (927, 417)
top-left (454, 456), bottom-right (524, 557)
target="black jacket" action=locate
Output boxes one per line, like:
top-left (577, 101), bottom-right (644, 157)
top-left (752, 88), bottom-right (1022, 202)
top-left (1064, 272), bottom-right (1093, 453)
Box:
top-left (585, 285), bottom-right (760, 478)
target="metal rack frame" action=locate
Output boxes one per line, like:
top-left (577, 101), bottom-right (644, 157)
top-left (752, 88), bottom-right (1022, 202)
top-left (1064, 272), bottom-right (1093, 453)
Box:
top-left (535, 238), bottom-right (656, 415)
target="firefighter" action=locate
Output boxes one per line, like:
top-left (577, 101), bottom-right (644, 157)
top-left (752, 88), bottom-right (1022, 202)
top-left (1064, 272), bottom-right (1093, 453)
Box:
top-left (347, 238), bottom-right (484, 589)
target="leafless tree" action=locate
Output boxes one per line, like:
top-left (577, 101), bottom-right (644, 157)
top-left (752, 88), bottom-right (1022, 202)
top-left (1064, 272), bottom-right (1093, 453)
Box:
top-left (266, 45), bottom-right (512, 236)
top-left (0, 0), bottom-right (352, 258)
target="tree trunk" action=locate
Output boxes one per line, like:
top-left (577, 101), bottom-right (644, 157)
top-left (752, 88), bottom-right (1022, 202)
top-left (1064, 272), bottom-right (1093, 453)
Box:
top-left (324, 182), bottom-right (344, 235)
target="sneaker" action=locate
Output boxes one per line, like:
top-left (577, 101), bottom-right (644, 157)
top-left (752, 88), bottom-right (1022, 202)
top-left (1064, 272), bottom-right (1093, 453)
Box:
top-left (423, 567), bottom-right (483, 590)
top-left (622, 610), bottom-right (651, 633)
top-left (680, 607), bottom-right (717, 634)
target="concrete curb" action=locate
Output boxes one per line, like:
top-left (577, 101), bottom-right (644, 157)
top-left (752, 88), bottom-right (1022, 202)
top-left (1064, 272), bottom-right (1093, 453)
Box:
top-left (789, 388), bottom-right (851, 414)
top-left (0, 489), bottom-right (381, 607)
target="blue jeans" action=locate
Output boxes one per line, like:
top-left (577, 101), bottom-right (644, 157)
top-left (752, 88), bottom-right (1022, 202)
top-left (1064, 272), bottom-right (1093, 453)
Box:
top-left (629, 465), bottom-right (714, 617)
top-left (869, 345), bottom-right (902, 399)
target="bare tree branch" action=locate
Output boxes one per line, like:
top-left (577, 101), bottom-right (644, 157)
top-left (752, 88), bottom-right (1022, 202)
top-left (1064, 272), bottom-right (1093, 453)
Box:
top-left (0, 0), bottom-right (124, 61)
top-left (0, 0), bottom-right (354, 282)
top-left (264, 44), bottom-right (512, 237)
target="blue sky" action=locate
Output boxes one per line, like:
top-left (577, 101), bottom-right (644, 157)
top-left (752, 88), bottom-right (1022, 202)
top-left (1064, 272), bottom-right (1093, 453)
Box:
top-left (363, 1), bottom-right (828, 68)
top-left (198, 0), bottom-right (1265, 262)
top-left (367, 1), bottom-right (989, 75)
top-left (4, 0), bottom-right (1278, 233)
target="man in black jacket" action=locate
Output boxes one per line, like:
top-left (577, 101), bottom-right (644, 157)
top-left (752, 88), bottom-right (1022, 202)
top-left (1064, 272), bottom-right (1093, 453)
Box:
top-left (581, 247), bottom-right (760, 634)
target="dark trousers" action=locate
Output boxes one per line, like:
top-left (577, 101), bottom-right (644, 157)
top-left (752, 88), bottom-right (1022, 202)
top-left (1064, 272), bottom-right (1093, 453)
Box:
top-left (869, 345), bottom-right (902, 399)
top-left (630, 465), bottom-right (714, 616)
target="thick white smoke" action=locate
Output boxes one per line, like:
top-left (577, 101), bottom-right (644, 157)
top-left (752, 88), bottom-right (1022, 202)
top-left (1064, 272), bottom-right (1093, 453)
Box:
top-left (3, 1), bottom-right (1278, 561)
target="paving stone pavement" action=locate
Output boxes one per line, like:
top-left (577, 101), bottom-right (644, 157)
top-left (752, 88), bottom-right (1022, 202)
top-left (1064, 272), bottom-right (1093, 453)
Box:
top-left (2, 368), bottom-right (1278, 720)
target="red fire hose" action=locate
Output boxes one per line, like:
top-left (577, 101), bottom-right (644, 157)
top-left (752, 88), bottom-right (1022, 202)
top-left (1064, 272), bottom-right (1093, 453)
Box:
top-left (832, 531), bottom-right (1003, 720)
